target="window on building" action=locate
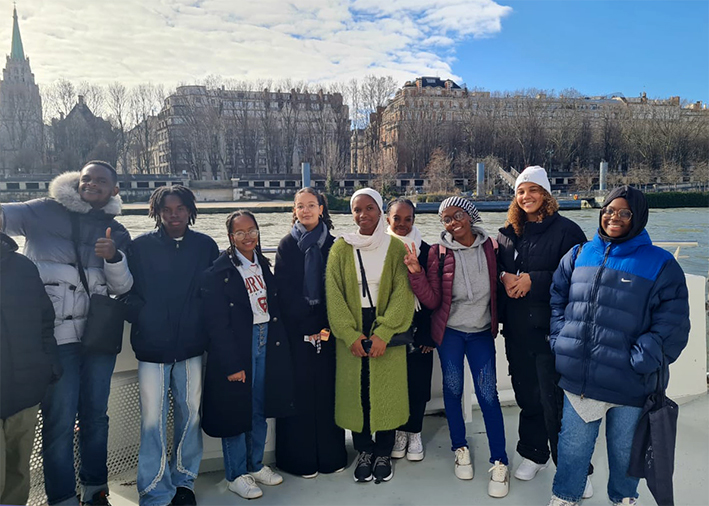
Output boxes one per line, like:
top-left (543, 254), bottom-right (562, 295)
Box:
top-left (26, 182), bottom-right (39, 189)
top-left (344, 180), bottom-right (354, 187)
top-left (137, 182), bottom-right (149, 188)
top-left (269, 181), bottom-right (280, 187)
top-left (284, 180), bottom-right (296, 187)
top-left (237, 181), bottom-right (250, 187)
top-left (254, 181), bottom-right (265, 187)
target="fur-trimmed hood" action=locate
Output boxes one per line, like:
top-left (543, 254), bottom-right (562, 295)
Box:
top-left (48, 171), bottom-right (122, 216)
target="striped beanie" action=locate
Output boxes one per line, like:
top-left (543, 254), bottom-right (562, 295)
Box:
top-left (438, 196), bottom-right (482, 224)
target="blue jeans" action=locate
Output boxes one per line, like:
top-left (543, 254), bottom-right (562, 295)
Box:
top-left (41, 343), bottom-right (116, 505)
top-left (222, 323), bottom-right (268, 481)
top-left (137, 356), bottom-right (203, 506)
top-left (437, 328), bottom-right (508, 465)
top-left (552, 395), bottom-right (642, 503)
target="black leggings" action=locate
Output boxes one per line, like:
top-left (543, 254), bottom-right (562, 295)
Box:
top-left (351, 308), bottom-right (396, 457)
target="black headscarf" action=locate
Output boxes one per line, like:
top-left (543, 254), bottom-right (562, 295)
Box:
top-left (598, 185), bottom-right (649, 244)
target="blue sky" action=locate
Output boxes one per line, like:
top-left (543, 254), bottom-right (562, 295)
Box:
top-left (454, 1), bottom-right (709, 102)
top-left (2, 1), bottom-right (707, 103)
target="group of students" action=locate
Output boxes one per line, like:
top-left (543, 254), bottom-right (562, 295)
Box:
top-left (0, 161), bottom-right (690, 506)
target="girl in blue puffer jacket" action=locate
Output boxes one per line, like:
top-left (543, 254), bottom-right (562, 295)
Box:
top-left (547, 186), bottom-right (690, 506)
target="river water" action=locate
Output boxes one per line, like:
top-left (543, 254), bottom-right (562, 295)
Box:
top-left (112, 207), bottom-right (708, 278)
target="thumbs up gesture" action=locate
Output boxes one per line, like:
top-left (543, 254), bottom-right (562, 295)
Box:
top-left (95, 227), bottom-right (118, 261)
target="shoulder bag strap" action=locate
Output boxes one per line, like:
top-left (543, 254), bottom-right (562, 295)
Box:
top-left (355, 249), bottom-right (375, 308)
top-left (70, 213), bottom-right (91, 295)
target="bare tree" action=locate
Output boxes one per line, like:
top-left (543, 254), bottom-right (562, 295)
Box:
top-left (425, 148), bottom-right (454, 193)
top-left (42, 78), bottom-right (77, 120)
top-left (106, 82), bottom-right (131, 174)
top-left (77, 81), bottom-right (105, 117)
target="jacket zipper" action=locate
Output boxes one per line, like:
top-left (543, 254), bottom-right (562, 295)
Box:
top-left (581, 243), bottom-right (611, 398)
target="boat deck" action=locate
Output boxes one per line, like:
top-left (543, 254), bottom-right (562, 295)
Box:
top-left (108, 392), bottom-right (709, 506)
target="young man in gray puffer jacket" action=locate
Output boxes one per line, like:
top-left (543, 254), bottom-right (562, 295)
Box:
top-left (2, 161), bottom-right (133, 506)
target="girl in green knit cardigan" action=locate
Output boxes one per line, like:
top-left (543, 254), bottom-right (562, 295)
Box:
top-left (326, 188), bottom-right (414, 484)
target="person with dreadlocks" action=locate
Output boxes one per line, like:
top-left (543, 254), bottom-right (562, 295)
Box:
top-left (200, 210), bottom-right (295, 500)
top-left (126, 185), bottom-right (218, 506)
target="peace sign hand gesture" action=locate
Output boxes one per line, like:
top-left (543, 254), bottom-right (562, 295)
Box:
top-left (404, 243), bottom-right (422, 274)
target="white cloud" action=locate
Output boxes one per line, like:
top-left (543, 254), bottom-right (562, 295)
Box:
top-left (1, 0), bottom-right (512, 88)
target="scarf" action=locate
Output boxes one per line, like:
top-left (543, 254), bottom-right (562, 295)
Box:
top-left (387, 224), bottom-right (423, 311)
top-left (341, 188), bottom-right (387, 251)
top-left (386, 224), bottom-right (423, 253)
top-left (291, 220), bottom-right (328, 305)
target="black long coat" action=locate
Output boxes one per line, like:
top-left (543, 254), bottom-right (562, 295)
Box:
top-left (497, 212), bottom-right (586, 353)
top-left (200, 251), bottom-right (295, 438)
top-left (273, 232), bottom-right (347, 475)
top-left (0, 233), bottom-right (60, 419)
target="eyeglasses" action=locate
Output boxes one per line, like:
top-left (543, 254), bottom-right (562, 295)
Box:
top-left (602, 207), bottom-right (633, 221)
top-left (441, 210), bottom-right (468, 226)
top-left (230, 229), bottom-right (260, 241)
top-left (295, 203), bottom-right (320, 211)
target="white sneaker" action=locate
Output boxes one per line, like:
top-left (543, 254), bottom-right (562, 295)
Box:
top-left (582, 476), bottom-right (594, 499)
top-left (406, 432), bottom-right (424, 461)
top-left (301, 472), bottom-right (318, 479)
top-left (228, 474), bottom-right (263, 499)
top-left (488, 461), bottom-right (510, 498)
top-left (391, 430), bottom-right (408, 459)
top-left (514, 457), bottom-right (549, 481)
top-left (612, 498), bottom-right (638, 506)
top-left (547, 495), bottom-right (576, 506)
top-left (250, 465), bottom-right (284, 486)
top-left (454, 447), bottom-right (474, 480)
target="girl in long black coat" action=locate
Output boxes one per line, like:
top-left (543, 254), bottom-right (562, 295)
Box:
top-left (274, 188), bottom-right (347, 477)
top-left (201, 211), bottom-right (295, 500)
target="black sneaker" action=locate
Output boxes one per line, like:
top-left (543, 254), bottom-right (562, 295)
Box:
top-left (172, 487), bottom-right (197, 506)
top-left (372, 456), bottom-right (393, 483)
top-left (82, 491), bottom-right (111, 506)
top-left (353, 452), bottom-right (374, 482)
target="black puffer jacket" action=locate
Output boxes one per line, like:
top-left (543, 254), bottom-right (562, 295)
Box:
top-left (497, 212), bottom-right (586, 352)
top-left (1, 233), bottom-right (60, 419)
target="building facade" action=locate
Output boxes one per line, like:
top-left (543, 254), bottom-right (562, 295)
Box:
top-left (47, 95), bottom-right (117, 172)
top-left (0, 7), bottom-right (43, 175)
top-left (354, 76), bottom-right (709, 181)
top-left (124, 85), bottom-right (351, 180)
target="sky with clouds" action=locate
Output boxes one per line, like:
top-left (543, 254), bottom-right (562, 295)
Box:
top-left (1, 0), bottom-right (707, 102)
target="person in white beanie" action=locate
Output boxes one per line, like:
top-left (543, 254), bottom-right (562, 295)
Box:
top-left (496, 166), bottom-right (589, 492)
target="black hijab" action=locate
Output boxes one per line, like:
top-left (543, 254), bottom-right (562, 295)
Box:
top-left (598, 186), bottom-right (649, 244)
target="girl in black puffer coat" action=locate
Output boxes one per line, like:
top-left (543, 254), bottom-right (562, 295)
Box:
top-left (496, 166), bottom-right (586, 486)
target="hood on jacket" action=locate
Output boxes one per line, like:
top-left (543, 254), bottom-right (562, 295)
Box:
top-left (0, 232), bottom-right (18, 257)
top-left (598, 185), bottom-right (648, 244)
top-left (439, 224), bottom-right (490, 251)
top-left (49, 171), bottom-right (123, 216)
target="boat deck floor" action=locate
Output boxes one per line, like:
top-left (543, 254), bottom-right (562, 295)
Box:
top-left (109, 393), bottom-right (708, 506)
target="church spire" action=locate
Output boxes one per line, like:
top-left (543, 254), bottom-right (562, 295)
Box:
top-left (11, 4), bottom-right (26, 61)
